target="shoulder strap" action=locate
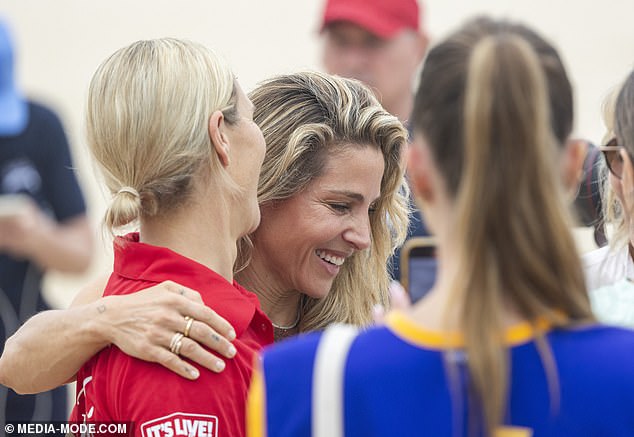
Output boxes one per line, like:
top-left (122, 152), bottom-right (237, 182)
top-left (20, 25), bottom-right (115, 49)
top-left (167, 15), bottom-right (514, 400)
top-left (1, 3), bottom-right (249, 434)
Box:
top-left (312, 323), bottom-right (359, 437)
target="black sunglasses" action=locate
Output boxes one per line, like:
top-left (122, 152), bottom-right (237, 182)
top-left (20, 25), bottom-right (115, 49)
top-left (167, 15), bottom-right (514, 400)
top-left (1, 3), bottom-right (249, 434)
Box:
top-left (600, 138), bottom-right (634, 179)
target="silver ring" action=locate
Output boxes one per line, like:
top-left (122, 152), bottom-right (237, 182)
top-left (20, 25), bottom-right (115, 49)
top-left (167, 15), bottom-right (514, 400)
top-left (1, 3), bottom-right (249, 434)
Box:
top-left (173, 338), bottom-right (183, 355)
top-left (169, 332), bottom-right (184, 354)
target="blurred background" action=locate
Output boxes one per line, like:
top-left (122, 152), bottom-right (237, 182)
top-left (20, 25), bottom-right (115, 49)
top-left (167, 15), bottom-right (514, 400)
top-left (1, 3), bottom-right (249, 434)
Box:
top-left (1, 0), bottom-right (633, 307)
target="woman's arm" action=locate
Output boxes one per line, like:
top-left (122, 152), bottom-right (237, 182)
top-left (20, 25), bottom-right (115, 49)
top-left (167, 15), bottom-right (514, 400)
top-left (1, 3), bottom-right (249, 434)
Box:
top-left (0, 279), bottom-right (237, 394)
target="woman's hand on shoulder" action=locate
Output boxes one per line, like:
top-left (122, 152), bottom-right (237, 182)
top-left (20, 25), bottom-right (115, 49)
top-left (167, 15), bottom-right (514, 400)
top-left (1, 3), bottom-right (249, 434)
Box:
top-left (97, 280), bottom-right (237, 380)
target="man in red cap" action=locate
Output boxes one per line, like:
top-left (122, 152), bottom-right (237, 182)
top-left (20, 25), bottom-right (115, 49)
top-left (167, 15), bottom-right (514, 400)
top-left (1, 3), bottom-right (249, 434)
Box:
top-left (321, 0), bottom-right (430, 286)
top-left (320, 0), bottom-right (428, 123)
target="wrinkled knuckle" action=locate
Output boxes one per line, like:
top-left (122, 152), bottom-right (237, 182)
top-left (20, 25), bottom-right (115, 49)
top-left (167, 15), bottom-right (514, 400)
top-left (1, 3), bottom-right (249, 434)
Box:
top-left (164, 354), bottom-right (179, 367)
top-left (164, 311), bottom-right (179, 325)
top-left (160, 281), bottom-right (179, 294)
top-left (205, 308), bottom-right (218, 320)
top-left (181, 340), bottom-right (196, 356)
top-left (166, 294), bottom-right (182, 306)
top-left (155, 281), bottom-right (174, 296)
top-left (191, 293), bottom-right (203, 304)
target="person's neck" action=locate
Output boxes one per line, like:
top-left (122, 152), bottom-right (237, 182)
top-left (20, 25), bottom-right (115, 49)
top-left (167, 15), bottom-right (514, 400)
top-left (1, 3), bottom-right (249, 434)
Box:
top-left (236, 253), bottom-right (301, 327)
top-left (384, 93), bottom-right (414, 126)
top-left (140, 199), bottom-right (237, 283)
top-left (409, 230), bottom-right (525, 332)
top-left (409, 241), bottom-right (462, 331)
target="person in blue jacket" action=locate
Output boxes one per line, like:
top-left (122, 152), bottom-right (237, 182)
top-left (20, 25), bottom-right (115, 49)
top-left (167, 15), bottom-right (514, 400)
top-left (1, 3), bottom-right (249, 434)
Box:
top-left (0, 19), bottom-right (92, 425)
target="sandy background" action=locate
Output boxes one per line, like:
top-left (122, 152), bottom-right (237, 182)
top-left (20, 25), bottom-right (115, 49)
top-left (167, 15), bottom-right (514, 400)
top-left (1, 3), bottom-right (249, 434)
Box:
top-left (0, 0), bottom-right (633, 308)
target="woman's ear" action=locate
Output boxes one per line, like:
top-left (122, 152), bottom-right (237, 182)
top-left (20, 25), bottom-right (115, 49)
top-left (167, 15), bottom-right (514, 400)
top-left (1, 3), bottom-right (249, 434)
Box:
top-left (560, 138), bottom-right (588, 194)
top-left (208, 110), bottom-right (230, 167)
top-left (414, 30), bottom-right (429, 62)
top-left (407, 142), bottom-right (434, 204)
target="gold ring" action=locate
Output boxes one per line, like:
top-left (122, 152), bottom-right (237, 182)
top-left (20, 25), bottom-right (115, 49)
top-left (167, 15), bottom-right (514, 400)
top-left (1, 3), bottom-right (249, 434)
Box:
top-left (169, 332), bottom-right (184, 354)
top-left (183, 316), bottom-right (195, 338)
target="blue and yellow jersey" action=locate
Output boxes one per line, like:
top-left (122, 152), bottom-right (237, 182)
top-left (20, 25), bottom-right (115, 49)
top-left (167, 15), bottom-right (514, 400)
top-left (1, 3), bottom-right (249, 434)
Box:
top-left (248, 311), bottom-right (634, 437)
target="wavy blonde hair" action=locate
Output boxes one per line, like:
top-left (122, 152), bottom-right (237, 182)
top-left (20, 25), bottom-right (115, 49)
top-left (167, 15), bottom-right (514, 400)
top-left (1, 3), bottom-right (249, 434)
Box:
top-left (86, 38), bottom-right (238, 234)
top-left (240, 71), bottom-right (409, 331)
top-left (411, 18), bottom-right (593, 435)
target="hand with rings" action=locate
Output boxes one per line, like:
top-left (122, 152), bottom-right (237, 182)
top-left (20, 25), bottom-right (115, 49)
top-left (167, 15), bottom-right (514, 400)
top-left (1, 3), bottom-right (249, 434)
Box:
top-left (101, 280), bottom-right (238, 380)
top-left (168, 317), bottom-right (196, 356)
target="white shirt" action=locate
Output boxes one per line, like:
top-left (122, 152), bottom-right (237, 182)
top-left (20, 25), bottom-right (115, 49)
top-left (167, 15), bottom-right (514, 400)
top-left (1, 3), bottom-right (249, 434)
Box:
top-left (584, 244), bottom-right (634, 327)
top-left (583, 245), bottom-right (634, 291)
top-left (590, 279), bottom-right (634, 328)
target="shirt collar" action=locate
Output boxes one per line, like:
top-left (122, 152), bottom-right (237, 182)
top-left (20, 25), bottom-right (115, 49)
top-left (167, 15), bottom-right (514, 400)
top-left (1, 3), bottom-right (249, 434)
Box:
top-left (385, 310), bottom-right (557, 350)
top-left (113, 232), bottom-right (261, 337)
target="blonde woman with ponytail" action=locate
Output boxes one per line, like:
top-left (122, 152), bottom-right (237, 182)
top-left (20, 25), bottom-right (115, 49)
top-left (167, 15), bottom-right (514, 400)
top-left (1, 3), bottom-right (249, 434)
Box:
top-left (66, 38), bottom-right (270, 436)
top-left (247, 17), bottom-right (634, 437)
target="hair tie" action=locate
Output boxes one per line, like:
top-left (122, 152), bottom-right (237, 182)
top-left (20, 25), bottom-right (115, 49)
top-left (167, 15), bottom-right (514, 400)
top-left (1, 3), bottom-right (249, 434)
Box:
top-left (117, 186), bottom-right (140, 199)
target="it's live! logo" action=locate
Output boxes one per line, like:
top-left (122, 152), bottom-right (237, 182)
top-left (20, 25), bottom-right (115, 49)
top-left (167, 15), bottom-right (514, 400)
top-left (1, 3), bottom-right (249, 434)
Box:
top-left (141, 412), bottom-right (218, 437)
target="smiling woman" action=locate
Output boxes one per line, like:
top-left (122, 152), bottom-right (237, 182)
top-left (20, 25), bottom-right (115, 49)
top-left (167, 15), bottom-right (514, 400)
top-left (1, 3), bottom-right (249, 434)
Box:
top-left (241, 72), bottom-right (409, 336)
top-left (252, 146), bottom-right (385, 297)
top-left (246, 145), bottom-right (385, 335)
top-left (0, 71), bottom-right (410, 402)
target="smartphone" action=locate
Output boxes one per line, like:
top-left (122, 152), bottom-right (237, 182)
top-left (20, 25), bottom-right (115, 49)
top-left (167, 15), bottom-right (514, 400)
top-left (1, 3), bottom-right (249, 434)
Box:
top-left (400, 237), bottom-right (437, 303)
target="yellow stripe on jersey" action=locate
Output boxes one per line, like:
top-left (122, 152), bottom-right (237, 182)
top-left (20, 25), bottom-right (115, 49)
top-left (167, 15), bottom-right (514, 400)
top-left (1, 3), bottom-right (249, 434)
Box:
top-left (495, 426), bottom-right (533, 437)
top-left (247, 364), bottom-right (266, 437)
top-left (386, 311), bottom-right (555, 349)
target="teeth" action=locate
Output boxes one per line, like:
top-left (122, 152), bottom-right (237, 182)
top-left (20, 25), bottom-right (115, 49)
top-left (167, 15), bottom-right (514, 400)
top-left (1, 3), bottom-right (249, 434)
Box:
top-left (316, 250), bottom-right (344, 266)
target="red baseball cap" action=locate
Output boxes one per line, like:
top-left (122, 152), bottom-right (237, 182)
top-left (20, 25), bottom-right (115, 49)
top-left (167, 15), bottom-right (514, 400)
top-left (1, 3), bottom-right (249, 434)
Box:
top-left (321, 0), bottom-right (421, 38)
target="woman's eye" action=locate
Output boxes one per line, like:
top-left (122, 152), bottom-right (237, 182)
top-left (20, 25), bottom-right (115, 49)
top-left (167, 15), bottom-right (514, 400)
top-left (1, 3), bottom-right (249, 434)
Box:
top-left (330, 203), bottom-right (350, 213)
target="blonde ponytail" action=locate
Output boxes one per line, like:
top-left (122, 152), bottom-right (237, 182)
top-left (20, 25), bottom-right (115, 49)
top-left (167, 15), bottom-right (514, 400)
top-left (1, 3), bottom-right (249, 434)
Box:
top-left (86, 38), bottom-right (238, 235)
top-left (455, 33), bottom-right (558, 434)
top-left (105, 187), bottom-right (142, 231)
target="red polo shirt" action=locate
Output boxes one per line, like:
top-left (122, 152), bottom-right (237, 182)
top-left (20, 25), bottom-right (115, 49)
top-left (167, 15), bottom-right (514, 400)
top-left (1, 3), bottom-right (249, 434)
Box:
top-left (70, 233), bottom-right (273, 437)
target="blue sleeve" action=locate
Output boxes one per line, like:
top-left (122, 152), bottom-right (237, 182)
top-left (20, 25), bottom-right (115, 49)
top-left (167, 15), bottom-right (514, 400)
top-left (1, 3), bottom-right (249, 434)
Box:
top-left (261, 332), bottom-right (322, 437)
